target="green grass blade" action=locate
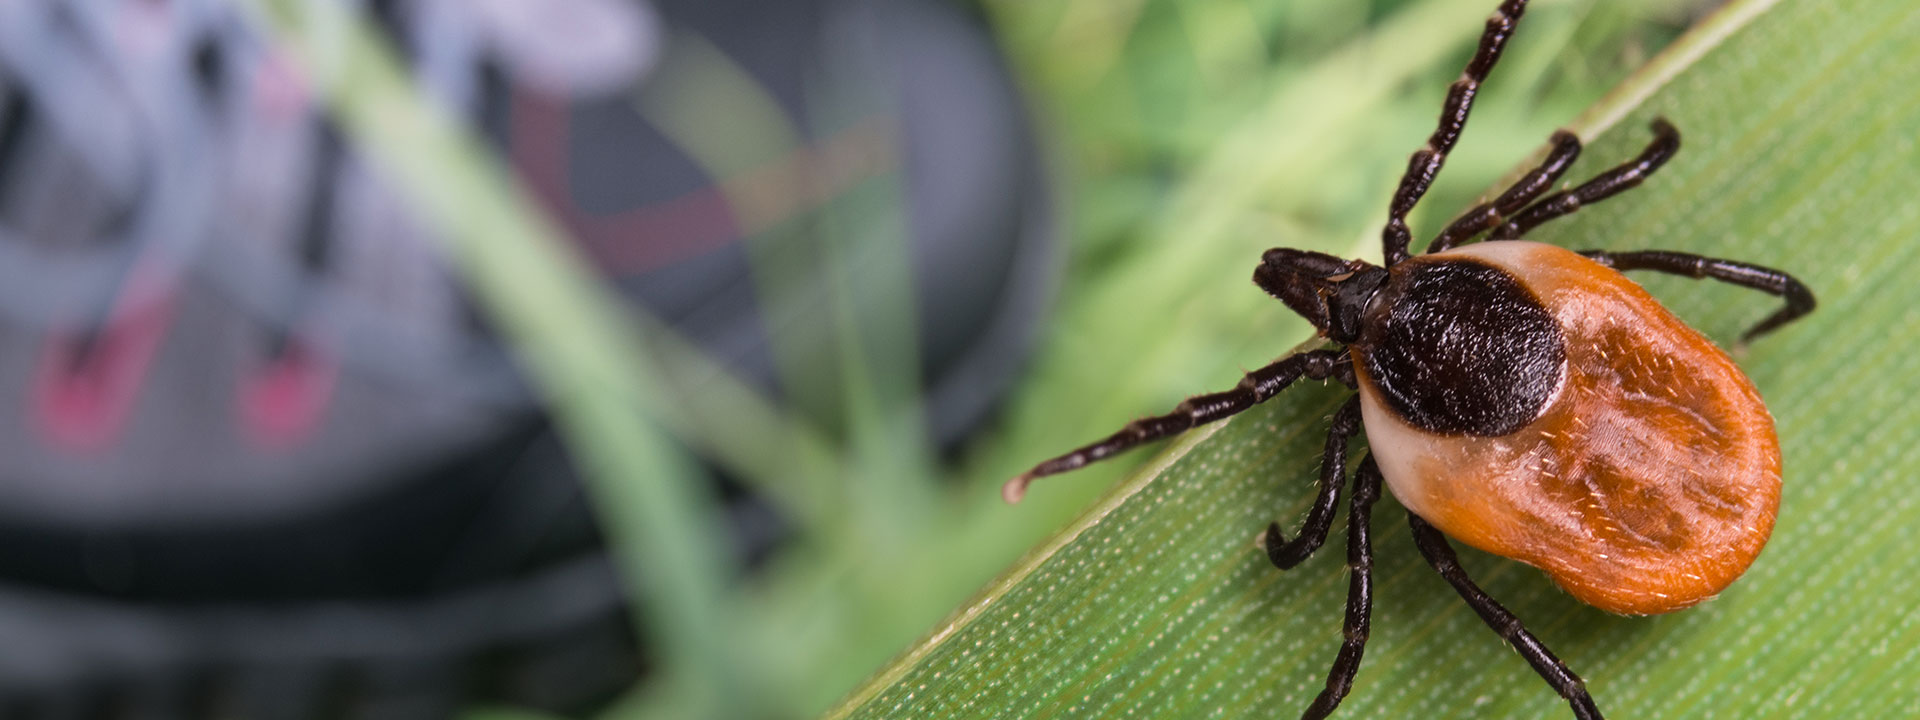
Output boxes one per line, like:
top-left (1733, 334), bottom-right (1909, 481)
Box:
top-left (826, 0), bottom-right (1920, 717)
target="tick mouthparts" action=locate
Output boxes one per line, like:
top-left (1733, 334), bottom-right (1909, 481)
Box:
top-left (1001, 473), bottom-right (1035, 504)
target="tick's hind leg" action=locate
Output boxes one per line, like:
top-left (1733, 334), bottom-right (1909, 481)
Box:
top-left (1002, 349), bottom-right (1351, 503)
top-left (1427, 131), bottom-right (1582, 254)
top-left (1408, 514), bottom-right (1603, 720)
top-left (1579, 250), bottom-right (1815, 344)
top-left (1265, 395), bottom-right (1363, 569)
top-left (1299, 454), bottom-right (1383, 720)
top-left (1490, 118), bottom-right (1681, 241)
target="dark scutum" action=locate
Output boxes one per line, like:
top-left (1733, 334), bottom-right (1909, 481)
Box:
top-left (1359, 259), bottom-right (1564, 436)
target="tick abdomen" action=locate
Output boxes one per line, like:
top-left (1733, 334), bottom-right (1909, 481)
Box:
top-left (1355, 242), bottom-right (1781, 615)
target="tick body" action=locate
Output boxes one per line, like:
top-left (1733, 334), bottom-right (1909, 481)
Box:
top-left (1357, 241), bottom-right (1780, 615)
top-left (1004, 1), bottom-right (1814, 718)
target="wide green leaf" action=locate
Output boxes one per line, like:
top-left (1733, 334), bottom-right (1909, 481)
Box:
top-left (826, 0), bottom-right (1920, 717)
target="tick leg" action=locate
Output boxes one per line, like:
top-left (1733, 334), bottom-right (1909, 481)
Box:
top-left (1265, 395), bottom-right (1363, 569)
top-left (1408, 514), bottom-right (1604, 720)
top-left (1382, 0), bottom-right (1532, 265)
top-left (1300, 454), bottom-right (1383, 720)
top-left (1426, 131), bottom-right (1582, 253)
top-left (1578, 250), bottom-right (1815, 344)
top-left (1003, 349), bottom-right (1350, 503)
top-left (1491, 118), bottom-right (1680, 241)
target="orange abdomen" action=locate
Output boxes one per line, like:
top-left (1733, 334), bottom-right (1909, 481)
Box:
top-left (1358, 242), bottom-right (1780, 615)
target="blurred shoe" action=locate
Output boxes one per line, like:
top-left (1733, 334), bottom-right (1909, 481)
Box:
top-left (0, 0), bottom-right (1051, 717)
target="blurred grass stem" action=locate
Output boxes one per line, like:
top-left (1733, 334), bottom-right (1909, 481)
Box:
top-left (239, 2), bottom-right (762, 716)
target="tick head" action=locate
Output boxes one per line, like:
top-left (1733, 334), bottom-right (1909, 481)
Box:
top-left (1254, 249), bottom-right (1389, 345)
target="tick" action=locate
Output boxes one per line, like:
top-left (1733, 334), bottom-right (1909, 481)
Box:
top-left (1001, 1), bottom-right (1815, 718)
